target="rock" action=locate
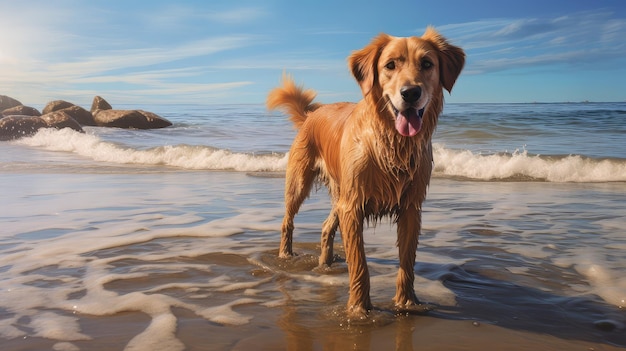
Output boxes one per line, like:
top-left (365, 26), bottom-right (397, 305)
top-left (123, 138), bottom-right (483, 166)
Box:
top-left (40, 111), bottom-right (84, 132)
top-left (41, 100), bottom-right (97, 126)
top-left (0, 116), bottom-right (48, 141)
top-left (93, 109), bottom-right (141, 128)
top-left (0, 95), bottom-right (22, 111)
top-left (136, 110), bottom-right (172, 128)
top-left (58, 105), bottom-right (96, 126)
top-left (0, 113), bottom-right (83, 141)
top-left (2, 95), bottom-right (170, 132)
top-left (93, 109), bottom-right (172, 129)
top-left (90, 96), bottom-right (112, 112)
top-left (1, 105), bottom-right (41, 117)
top-left (42, 100), bottom-right (75, 115)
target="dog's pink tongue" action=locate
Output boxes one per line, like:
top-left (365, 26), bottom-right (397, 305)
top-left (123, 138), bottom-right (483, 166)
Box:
top-left (395, 108), bottom-right (422, 137)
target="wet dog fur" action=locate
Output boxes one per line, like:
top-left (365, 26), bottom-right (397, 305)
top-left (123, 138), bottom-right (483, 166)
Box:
top-left (267, 27), bottom-right (465, 316)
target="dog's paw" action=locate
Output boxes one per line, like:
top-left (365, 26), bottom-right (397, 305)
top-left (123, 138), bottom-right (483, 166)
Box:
top-left (393, 297), bottom-right (418, 306)
top-left (346, 304), bottom-right (371, 321)
top-left (278, 251), bottom-right (296, 259)
top-left (393, 291), bottom-right (420, 307)
top-left (393, 295), bottom-right (435, 315)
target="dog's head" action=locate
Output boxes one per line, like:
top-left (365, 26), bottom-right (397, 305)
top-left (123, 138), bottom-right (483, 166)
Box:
top-left (349, 27), bottom-right (465, 137)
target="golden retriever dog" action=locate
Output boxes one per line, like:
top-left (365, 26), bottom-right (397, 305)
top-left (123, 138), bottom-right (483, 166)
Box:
top-left (267, 27), bottom-right (464, 316)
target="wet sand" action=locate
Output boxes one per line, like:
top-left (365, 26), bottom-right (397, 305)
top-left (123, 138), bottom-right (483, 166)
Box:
top-left (3, 292), bottom-right (624, 351)
top-left (1, 171), bottom-right (624, 351)
top-left (2, 242), bottom-right (624, 351)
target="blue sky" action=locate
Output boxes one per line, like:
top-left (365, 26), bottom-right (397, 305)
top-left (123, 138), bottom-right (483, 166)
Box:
top-left (1, 0), bottom-right (625, 106)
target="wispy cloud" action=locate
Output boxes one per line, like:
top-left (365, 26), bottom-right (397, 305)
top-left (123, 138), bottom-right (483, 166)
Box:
top-left (206, 7), bottom-right (269, 24)
top-left (207, 56), bottom-right (345, 71)
top-left (48, 35), bottom-right (255, 78)
top-left (439, 10), bottom-right (626, 74)
top-left (0, 31), bottom-right (257, 104)
top-left (0, 2), bottom-right (269, 105)
top-left (139, 5), bottom-right (268, 28)
top-left (38, 81), bottom-right (254, 106)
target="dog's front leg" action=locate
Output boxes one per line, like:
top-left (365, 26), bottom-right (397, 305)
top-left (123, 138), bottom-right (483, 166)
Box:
top-left (338, 203), bottom-right (372, 316)
top-left (393, 205), bottom-right (421, 306)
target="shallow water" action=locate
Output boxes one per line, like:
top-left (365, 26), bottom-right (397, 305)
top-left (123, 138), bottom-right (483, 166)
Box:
top-left (1, 103), bottom-right (625, 350)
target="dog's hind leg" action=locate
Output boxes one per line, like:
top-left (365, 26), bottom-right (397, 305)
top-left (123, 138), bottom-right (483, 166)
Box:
top-left (319, 208), bottom-right (339, 266)
top-left (280, 147), bottom-right (316, 258)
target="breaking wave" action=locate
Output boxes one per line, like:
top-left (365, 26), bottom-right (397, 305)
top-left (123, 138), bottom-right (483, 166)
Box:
top-left (15, 128), bottom-right (626, 183)
top-left (432, 143), bottom-right (626, 183)
top-left (15, 128), bottom-right (287, 172)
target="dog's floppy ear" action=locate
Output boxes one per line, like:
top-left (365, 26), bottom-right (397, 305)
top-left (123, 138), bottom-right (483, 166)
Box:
top-left (422, 26), bottom-right (465, 93)
top-left (348, 34), bottom-right (392, 96)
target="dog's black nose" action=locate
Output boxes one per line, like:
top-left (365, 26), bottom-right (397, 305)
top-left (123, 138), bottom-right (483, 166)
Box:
top-left (401, 85), bottom-right (422, 103)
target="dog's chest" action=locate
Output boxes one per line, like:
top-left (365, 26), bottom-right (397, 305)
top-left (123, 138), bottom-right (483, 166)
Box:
top-left (359, 146), bottom-right (430, 214)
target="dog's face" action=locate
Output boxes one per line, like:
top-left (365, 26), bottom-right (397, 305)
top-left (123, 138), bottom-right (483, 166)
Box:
top-left (349, 27), bottom-right (465, 137)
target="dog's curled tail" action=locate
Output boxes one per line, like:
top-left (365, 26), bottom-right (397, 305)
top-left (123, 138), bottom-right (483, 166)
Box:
top-left (266, 73), bottom-right (319, 130)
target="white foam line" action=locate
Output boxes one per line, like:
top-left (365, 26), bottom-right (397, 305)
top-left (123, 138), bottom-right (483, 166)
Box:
top-left (433, 143), bottom-right (626, 182)
top-left (16, 128), bottom-right (625, 182)
top-left (16, 128), bottom-right (288, 172)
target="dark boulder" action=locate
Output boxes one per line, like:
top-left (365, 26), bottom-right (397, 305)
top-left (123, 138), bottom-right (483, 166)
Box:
top-left (0, 112), bottom-right (83, 141)
top-left (0, 95), bottom-right (22, 111)
top-left (0, 116), bottom-right (47, 141)
top-left (40, 111), bottom-right (84, 132)
top-left (1, 105), bottom-right (41, 117)
top-left (42, 100), bottom-right (75, 115)
top-left (135, 110), bottom-right (172, 128)
top-left (59, 105), bottom-right (96, 126)
top-left (93, 109), bottom-right (172, 129)
top-left (90, 95), bottom-right (112, 112)
top-left (41, 100), bottom-right (96, 126)
top-left (89, 95), bottom-right (171, 129)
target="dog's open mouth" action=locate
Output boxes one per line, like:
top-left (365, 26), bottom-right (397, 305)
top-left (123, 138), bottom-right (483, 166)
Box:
top-left (394, 107), bottom-right (424, 137)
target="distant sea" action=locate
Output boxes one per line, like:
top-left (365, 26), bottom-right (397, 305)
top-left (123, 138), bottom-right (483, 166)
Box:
top-left (1, 102), bottom-right (625, 350)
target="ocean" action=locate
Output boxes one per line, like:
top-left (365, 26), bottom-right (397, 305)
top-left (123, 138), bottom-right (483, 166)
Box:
top-left (1, 102), bottom-right (625, 350)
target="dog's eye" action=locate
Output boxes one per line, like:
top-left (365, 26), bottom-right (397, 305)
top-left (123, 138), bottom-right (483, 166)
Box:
top-left (421, 60), bottom-right (433, 70)
top-left (385, 61), bottom-right (396, 70)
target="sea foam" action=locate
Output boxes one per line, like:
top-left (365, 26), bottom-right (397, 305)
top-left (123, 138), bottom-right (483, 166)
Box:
top-left (432, 143), bottom-right (626, 182)
top-left (16, 128), bottom-right (288, 172)
top-left (15, 128), bottom-right (626, 182)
